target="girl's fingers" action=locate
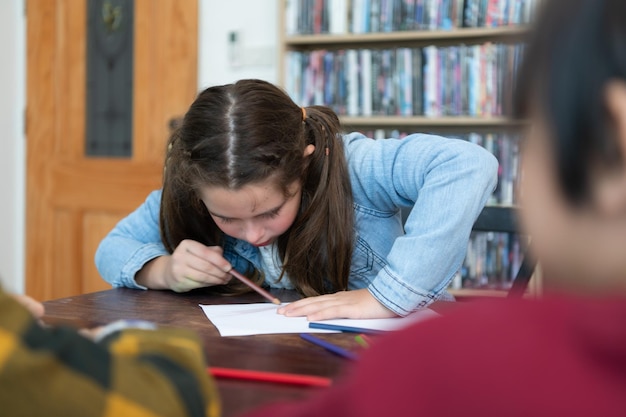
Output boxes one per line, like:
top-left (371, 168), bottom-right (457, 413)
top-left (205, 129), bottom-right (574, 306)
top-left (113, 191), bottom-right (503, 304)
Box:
top-left (279, 295), bottom-right (338, 317)
top-left (169, 240), bottom-right (233, 290)
top-left (181, 240), bottom-right (232, 273)
top-left (278, 290), bottom-right (396, 320)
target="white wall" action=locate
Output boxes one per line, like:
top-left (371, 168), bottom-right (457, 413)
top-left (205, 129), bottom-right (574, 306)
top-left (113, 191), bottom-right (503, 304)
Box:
top-left (198, 0), bottom-right (279, 90)
top-left (0, 0), bottom-right (25, 293)
top-left (0, 0), bottom-right (279, 294)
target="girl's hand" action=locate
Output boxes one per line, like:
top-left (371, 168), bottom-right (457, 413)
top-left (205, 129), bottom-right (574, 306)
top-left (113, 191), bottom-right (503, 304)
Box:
top-left (137, 239), bottom-right (233, 292)
top-left (277, 289), bottom-right (398, 321)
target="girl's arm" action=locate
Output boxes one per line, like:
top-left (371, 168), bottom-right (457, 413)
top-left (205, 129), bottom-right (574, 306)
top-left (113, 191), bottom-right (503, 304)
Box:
top-left (95, 190), bottom-right (233, 291)
top-left (352, 133), bottom-right (499, 316)
top-left (95, 190), bottom-right (169, 289)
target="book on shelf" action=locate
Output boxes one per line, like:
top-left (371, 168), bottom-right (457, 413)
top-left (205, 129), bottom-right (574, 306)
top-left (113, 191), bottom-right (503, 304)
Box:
top-left (452, 229), bottom-right (526, 291)
top-left (285, 0), bottom-right (539, 35)
top-left (285, 43), bottom-right (524, 118)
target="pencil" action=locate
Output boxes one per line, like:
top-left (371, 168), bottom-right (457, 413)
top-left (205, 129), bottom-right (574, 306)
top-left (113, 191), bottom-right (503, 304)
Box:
top-left (354, 334), bottom-right (369, 348)
top-left (300, 333), bottom-right (358, 361)
top-left (228, 267), bottom-right (281, 305)
top-left (208, 367), bottom-right (331, 387)
top-left (308, 322), bottom-right (386, 335)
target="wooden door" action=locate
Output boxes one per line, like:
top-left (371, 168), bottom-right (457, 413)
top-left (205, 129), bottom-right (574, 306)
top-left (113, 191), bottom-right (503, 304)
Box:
top-left (26, 0), bottom-right (198, 301)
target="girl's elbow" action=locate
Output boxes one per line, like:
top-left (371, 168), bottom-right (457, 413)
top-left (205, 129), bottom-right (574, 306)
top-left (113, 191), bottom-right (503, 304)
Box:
top-left (484, 151), bottom-right (499, 185)
top-left (463, 147), bottom-right (499, 193)
top-left (472, 147), bottom-right (498, 178)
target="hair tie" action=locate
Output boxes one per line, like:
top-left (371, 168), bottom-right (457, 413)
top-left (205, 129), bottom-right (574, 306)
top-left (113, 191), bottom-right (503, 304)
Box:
top-left (301, 107), bottom-right (307, 122)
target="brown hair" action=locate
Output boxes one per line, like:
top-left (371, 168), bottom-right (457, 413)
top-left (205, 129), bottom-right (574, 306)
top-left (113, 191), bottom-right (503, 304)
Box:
top-left (161, 79), bottom-right (354, 296)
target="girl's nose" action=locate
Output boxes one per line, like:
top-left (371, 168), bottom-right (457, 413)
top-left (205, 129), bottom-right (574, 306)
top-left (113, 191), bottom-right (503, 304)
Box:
top-left (243, 223), bottom-right (265, 245)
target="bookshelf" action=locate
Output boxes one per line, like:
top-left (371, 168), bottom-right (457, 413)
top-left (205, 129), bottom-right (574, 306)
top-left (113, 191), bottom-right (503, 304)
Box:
top-left (278, 0), bottom-right (537, 295)
top-left (283, 26), bottom-right (527, 46)
top-left (339, 115), bottom-right (524, 129)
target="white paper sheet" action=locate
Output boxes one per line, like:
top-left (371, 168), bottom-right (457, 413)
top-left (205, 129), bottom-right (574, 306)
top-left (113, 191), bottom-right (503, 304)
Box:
top-left (199, 303), bottom-right (440, 337)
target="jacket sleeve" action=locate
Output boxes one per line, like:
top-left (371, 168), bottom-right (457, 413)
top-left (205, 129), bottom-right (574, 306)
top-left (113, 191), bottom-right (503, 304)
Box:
top-left (95, 190), bottom-right (169, 289)
top-left (0, 288), bottom-right (220, 417)
top-left (346, 132), bottom-right (499, 315)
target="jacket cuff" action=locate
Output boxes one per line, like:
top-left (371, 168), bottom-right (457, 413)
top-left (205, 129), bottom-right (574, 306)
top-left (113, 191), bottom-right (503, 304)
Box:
top-left (367, 268), bottom-right (439, 316)
top-left (120, 243), bottom-right (169, 289)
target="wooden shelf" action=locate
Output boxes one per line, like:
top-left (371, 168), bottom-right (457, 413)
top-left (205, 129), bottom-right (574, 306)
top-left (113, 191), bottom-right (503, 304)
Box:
top-left (340, 116), bottom-right (523, 128)
top-left (450, 287), bottom-right (539, 300)
top-left (449, 288), bottom-right (509, 298)
top-left (340, 116), bottom-right (527, 129)
top-left (284, 26), bottom-right (530, 50)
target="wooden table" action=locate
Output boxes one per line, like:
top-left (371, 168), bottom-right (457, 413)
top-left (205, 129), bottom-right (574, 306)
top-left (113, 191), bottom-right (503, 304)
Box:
top-left (42, 288), bottom-right (359, 417)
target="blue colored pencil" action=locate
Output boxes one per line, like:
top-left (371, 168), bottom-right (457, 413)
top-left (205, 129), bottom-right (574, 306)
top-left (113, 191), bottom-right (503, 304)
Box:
top-left (308, 322), bottom-right (387, 335)
top-left (300, 333), bottom-right (358, 361)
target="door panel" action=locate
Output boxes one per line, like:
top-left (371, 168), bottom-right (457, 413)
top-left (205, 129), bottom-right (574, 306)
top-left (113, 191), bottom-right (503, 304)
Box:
top-left (82, 213), bottom-right (126, 293)
top-left (26, 0), bottom-right (198, 300)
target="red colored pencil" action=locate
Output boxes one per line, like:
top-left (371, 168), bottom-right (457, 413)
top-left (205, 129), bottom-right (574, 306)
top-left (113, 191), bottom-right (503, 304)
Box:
top-left (208, 367), bottom-right (332, 387)
top-left (228, 268), bottom-right (281, 305)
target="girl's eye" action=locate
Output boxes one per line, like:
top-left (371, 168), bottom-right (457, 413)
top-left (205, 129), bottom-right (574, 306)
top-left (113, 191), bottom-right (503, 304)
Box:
top-left (214, 208), bottom-right (280, 224)
top-left (261, 209), bottom-right (280, 219)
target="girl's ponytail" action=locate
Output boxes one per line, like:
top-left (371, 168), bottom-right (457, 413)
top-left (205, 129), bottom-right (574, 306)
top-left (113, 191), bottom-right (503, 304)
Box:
top-left (278, 106), bottom-right (354, 296)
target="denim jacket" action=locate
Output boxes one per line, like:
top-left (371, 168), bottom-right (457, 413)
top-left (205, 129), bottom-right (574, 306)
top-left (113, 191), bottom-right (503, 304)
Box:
top-left (95, 132), bottom-right (498, 316)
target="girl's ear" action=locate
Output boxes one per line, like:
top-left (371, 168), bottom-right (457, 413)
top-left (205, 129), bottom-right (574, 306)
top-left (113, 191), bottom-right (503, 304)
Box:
top-left (303, 144), bottom-right (315, 157)
top-left (596, 80), bottom-right (626, 216)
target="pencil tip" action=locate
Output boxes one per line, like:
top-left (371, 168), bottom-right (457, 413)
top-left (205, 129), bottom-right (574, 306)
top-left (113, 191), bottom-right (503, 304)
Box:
top-left (273, 298), bottom-right (281, 305)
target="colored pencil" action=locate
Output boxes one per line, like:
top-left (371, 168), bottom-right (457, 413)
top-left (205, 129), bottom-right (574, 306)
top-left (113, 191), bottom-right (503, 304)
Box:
top-left (308, 322), bottom-right (386, 335)
top-left (354, 334), bottom-right (369, 348)
top-left (208, 367), bottom-right (331, 387)
top-left (300, 333), bottom-right (358, 360)
top-left (229, 268), bottom-right (281, 305)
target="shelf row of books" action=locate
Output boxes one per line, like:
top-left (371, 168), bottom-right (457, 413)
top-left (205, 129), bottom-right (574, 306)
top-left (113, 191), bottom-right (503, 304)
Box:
top-left (285, 0), bottom-right (539, 35)
top-left (346, 130), bottom-right (521, 205)
top-left (450, 230), bottom-right (526, 290)
top-left (285, 43), bottom-right (525, 118)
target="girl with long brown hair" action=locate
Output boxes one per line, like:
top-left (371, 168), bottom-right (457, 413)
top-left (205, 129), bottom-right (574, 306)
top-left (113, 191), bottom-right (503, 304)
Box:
top-left (96, 79), bottom-right (497, 320)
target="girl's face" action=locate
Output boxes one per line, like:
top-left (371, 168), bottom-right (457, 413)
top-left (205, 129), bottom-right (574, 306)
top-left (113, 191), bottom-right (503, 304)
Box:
top-left (199, 179), bottom-right (301, 247)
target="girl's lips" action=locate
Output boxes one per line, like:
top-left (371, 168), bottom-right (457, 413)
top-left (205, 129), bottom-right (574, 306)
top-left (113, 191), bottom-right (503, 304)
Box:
top-left (253, 240), bottom-right (272, 247)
